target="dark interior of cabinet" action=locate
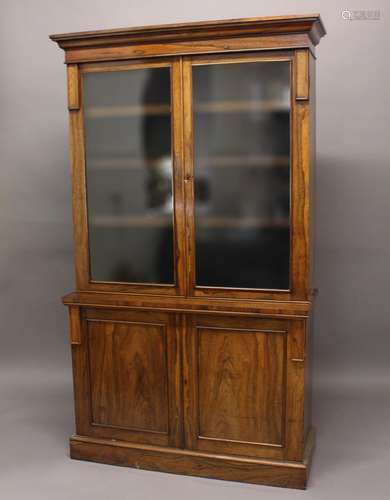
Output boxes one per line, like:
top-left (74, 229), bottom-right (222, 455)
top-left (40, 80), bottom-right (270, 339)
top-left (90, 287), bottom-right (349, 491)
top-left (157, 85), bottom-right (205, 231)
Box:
top-left (82, 59), bottom-right (291, 290)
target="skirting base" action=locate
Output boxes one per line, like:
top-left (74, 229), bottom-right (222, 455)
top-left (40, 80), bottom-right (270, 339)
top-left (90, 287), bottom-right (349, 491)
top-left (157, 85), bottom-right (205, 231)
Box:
top-left (70, 428), bottom-right (315, 489)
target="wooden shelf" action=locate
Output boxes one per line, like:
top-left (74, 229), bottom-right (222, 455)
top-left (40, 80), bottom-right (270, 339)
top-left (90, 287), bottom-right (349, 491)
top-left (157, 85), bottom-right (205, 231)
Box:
top-left (197, 216), bottom-right (289, 229)
top-left (91, 214), bottom-right (172, 227)
top-left (85, 103), bottom-right (170, 118)
top-left (195, 99), bottom-right (289, 114)
top-left (90, 214), bottom-right (289, 229)
top-left (85, 99), bottom-right (289, 119)
top-left (87, 154), bottom-right (289, 171)
top-left (198, 154), bottom-right (289, 168)
top-left (88, 157), bottom-right (156, 170)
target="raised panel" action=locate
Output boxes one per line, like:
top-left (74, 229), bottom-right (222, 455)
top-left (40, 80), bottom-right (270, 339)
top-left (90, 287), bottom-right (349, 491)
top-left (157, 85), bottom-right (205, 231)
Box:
top-left (198, 326), bottom-right (286, 445)
top-left (70, 308), bottom-right (182, 447)
top-left (183, 315), bottom-right (296, 459)
top-left (87, 319), bottom-right (168, 433)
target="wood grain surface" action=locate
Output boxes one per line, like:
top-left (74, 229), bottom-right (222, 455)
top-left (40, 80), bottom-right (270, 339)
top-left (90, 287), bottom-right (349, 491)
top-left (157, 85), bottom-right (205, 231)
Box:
top-left (52, 14), bottom-right (325, 488)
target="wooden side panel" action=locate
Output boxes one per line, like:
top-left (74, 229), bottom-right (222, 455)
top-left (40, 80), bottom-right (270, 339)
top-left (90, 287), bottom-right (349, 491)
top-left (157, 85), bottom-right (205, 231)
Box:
top-left (87, 320), bottom-right (168, 433)
top-left (304, 53), bottom-right (317, 438)
top-left (198, 326), bottom-right (285, 445)
top-left (291, 49), bottom-right (312, 299)
top-left (304, 317), bottom-right (313, 437)
top-left (286, 319), bottom-right (306, 461)
top-left (69, 305), bottom-right (90, 436)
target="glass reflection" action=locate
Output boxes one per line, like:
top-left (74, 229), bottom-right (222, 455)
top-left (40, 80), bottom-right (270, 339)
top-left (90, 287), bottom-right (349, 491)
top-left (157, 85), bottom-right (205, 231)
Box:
top-left (193, 61), bottom-right (291, 289)
top-left (83, 67), bottom-right (174, 283)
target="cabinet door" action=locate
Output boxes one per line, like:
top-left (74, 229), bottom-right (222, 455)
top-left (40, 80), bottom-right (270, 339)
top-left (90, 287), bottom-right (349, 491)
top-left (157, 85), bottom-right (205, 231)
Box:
top-left (183, 53), bottom-right (300, 300)
top-left (73, 58), bottom-right (185, 294)
top-left (71, 308), bottom-right (182, 447)
top-left (183, 314), bottom-right (306, 460)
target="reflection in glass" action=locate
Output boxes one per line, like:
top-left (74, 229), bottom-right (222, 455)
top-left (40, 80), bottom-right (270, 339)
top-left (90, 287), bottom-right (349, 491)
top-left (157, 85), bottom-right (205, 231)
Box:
top-left (83, 67), bottom-right (174, 283)
top-left (193, 61), bottom-right (290, 289)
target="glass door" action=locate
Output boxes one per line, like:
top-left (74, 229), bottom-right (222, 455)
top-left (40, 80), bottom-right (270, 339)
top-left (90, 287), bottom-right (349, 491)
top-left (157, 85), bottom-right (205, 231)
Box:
top-left (183, 54), bottom-right (293, 298)
top-left (80, 59), bottom-right (185, 294)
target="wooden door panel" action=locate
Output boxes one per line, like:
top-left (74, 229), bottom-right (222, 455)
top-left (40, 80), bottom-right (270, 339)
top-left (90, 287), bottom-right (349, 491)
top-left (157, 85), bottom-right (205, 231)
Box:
top-left (198, 326), bottom-right (286, 445)
top-left (183, 315), bottom-right (305, 460)
top-left (88, 319), bottom-right (168, 433)
top-left (72, 308), bottom-right (182, 447)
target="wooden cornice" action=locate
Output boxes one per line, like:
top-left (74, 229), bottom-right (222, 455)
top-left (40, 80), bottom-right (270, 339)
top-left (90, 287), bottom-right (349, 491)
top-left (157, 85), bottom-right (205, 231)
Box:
top-left (50, 14), bottom-right (326, 51)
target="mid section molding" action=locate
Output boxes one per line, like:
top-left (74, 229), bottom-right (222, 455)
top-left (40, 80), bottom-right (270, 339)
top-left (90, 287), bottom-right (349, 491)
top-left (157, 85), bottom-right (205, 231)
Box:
top-left (63, 291), bottom-right (313, 319)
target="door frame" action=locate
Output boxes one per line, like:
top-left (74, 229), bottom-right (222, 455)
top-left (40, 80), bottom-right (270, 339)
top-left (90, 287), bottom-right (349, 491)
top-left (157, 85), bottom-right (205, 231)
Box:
top-left (182, 50), bottom-right (311, 301)
top-left (68, 57), bottom-right (187, 296)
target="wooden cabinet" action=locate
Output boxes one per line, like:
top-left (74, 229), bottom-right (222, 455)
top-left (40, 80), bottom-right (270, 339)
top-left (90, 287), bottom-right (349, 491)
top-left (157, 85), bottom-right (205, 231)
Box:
top-left (51, 14), bottom-right (325, 489)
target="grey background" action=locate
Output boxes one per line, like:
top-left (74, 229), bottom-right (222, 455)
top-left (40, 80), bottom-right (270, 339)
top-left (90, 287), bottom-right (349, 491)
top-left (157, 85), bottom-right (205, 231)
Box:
top-left (0, 1), bottom-right (389, 499)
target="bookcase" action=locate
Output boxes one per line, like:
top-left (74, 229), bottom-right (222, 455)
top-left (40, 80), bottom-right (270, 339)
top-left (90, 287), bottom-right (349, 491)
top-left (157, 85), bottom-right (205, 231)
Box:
top-left (51, 14), bottom-right (325, 489)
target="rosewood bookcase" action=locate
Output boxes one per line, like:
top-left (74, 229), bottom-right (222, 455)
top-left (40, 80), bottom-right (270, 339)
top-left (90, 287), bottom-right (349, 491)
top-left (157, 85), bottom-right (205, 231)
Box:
top-left (50, 14), bottom-right (325, 489)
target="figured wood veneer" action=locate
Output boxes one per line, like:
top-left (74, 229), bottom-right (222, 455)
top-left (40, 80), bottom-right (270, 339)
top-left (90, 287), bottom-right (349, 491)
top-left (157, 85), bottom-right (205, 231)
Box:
top-left (51, 14), bottom-right (325, 489)
top-left (198, 327), bottom-right (286, 446)
top-left (87, 319), bottom-right (168, 433)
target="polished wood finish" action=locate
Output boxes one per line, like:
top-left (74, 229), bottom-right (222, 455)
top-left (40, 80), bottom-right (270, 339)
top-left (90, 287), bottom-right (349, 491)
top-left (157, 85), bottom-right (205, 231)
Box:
top-left (66, 64), bottom-right (80, 110)
top-left (68, 306), bottom-right (82, 345)
top-left (50, 14), bottom-right (325, 64)
top-left (51, 14), bottom-right (325, 489)
top-left (73, 57), bottom-right (187, 296)
top-left (71, 308), bottom-right (182, 447)
top-left (184, 51), bottom-right (295, 300)
top-left (50, 15), bottom-right (325, 48)
top-left (295, 50), bottom-right (310, 100)
top-left (63, 291), bottom-right (312, 318)
top-left (87, 319), bottom-right (168, 432)
top-left (70, 428), bottom-right (316, 489)
top-left (183, 315), bottom-right (287, 459)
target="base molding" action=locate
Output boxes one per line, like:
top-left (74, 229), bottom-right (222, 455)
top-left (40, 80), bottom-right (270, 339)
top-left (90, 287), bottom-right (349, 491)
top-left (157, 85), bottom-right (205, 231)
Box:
top-left (70, 428), bottom-right (315, 489)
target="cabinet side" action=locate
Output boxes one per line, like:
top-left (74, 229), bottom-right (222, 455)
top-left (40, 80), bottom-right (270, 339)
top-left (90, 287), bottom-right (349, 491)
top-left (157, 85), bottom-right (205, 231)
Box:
top-left (304, 52), bottom-right (317, 439)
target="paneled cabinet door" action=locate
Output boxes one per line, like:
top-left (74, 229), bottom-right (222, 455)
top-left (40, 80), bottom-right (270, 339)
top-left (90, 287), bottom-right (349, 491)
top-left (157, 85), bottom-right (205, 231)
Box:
top-left (71, 308), bottom-right (182, 447)
top-left (183, 315), bottom-right (306, 460)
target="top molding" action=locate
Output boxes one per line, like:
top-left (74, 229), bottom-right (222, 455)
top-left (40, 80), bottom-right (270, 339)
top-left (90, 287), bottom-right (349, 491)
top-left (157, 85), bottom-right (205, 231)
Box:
top-left (50, 14), bottom-right (326, 50)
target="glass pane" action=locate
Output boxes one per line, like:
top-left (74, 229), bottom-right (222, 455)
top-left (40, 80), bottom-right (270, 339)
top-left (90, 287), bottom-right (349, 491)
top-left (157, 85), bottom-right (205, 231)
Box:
top-left (83, 67), bottom-right (174, 284)
top-left (193, 61), bottom-right (290, 289)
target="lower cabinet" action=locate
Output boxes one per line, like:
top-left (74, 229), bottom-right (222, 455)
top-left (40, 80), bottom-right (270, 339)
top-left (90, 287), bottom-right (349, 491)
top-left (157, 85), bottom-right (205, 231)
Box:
top-left (70, 308), bottom-right (307, 463)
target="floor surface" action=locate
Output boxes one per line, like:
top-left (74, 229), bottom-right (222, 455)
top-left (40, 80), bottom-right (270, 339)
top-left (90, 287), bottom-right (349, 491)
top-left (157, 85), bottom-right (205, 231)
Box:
top-left (0, 363), bottom-right (389, 500)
